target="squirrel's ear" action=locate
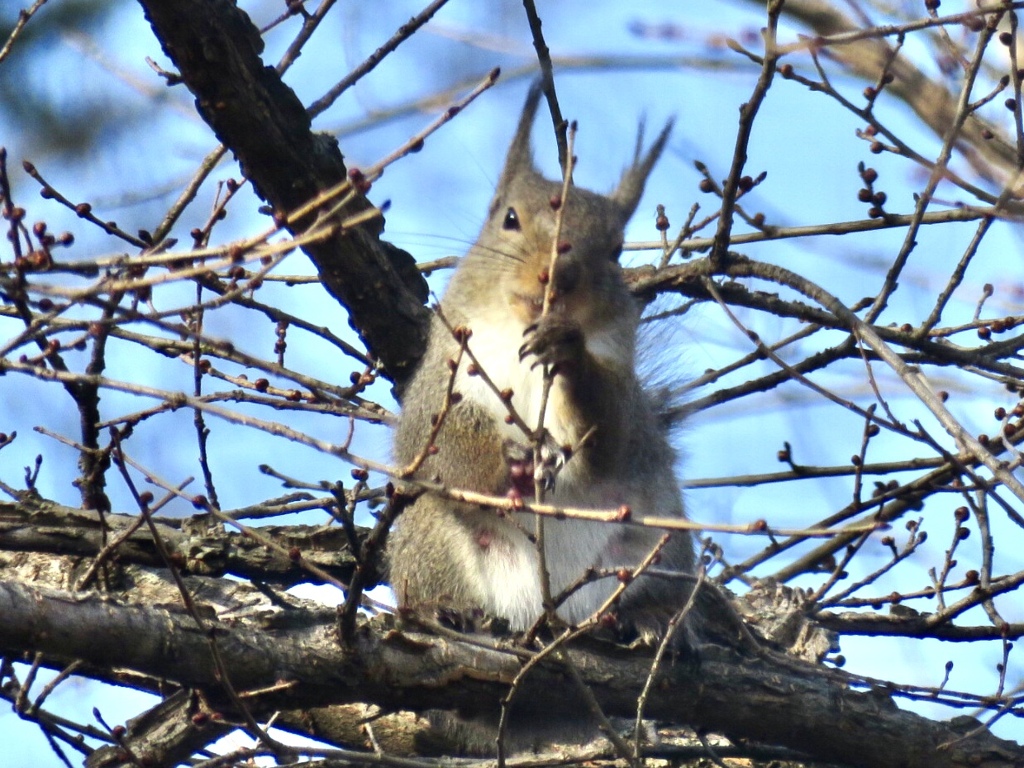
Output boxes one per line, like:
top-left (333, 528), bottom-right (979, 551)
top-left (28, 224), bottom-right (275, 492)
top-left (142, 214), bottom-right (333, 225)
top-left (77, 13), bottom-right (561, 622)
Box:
top-left (611, 118), bottom-right (674, 221)
top-left (496, 80), bottom-right (544, 191)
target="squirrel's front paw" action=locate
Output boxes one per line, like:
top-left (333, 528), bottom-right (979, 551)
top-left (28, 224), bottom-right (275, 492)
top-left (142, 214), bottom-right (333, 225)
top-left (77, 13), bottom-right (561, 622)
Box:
top-left (518, 315), bottom-right (584, 372)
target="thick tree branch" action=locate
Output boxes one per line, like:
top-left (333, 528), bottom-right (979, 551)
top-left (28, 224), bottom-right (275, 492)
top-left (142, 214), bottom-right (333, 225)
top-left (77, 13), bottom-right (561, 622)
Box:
top-left (136, 0), bottom-right (431, 388)
top-left (0, 498), bottom-right (371, 588)
top-left (1, 578), bottom-right (1021, 768)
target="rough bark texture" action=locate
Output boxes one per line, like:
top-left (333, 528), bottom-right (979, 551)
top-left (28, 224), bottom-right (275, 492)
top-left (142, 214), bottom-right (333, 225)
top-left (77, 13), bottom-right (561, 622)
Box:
top-left (0, 498), bottom-right (370, 588)
top-left (86, 690), bottom-right (233, 768)
top-left (137, 0), bottom-right (430, 388)
top-left (0, 573), bottom-right (1021, 768)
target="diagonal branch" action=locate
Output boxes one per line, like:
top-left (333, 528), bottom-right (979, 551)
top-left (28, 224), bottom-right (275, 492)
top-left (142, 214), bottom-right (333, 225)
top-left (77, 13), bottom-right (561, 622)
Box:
top-left (136, 0), bottom-right (431, 388)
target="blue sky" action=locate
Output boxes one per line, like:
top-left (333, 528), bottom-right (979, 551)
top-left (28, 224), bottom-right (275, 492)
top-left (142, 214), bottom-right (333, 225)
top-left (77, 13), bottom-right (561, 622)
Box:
top-left (1, 0), bottom-right (1022, 763)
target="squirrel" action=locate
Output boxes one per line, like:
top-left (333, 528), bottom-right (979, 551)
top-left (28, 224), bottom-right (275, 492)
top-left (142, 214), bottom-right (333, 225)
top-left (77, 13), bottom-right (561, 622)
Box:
top-left (389, 82), bottom-right (696, 648)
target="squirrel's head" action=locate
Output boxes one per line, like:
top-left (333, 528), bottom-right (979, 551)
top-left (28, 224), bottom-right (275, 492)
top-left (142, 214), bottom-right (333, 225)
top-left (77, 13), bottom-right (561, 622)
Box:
top-left (459, 81), bottom-right (672, 329)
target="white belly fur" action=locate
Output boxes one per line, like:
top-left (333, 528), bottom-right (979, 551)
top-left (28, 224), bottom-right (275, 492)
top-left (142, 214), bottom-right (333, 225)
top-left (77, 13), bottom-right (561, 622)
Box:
top-left (452, 314), bottom-right (636, 629)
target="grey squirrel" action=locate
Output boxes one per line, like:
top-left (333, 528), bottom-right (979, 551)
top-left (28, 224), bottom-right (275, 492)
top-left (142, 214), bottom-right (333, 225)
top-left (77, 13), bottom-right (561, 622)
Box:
top-left (389, 82), bottom-right (696, 648)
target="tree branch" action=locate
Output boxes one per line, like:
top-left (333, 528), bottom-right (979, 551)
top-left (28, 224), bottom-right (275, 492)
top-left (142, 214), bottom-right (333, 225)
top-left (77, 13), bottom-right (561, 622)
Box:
top-left (0, 578), bottom-right (1020, 768)
top-left (0, 498), bottom-right (370, 588)
top-left (136, 0), bottom-right (431, 388)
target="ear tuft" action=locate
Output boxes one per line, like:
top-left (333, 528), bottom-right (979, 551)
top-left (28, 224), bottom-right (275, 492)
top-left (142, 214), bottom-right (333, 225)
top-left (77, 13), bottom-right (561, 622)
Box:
top-left (495, 80), bottom-right (544, 193)
top-left (611, 118), bottom-right (674, 221)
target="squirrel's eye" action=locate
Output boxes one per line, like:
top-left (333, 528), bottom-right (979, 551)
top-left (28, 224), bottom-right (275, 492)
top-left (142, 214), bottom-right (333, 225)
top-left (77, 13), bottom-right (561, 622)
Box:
top-left (502, 207), bottom-right (521, 231)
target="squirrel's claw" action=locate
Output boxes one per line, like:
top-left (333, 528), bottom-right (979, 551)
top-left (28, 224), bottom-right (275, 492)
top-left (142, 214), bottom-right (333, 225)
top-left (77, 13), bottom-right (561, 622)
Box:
top-left (519, 315), bottom-right (584, 370)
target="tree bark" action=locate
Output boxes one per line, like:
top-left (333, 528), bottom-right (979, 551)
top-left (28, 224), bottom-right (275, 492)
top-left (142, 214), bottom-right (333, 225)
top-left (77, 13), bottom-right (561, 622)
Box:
top-left (0, 498), bottom-right (369, 588)
top-left (137, 0), bottom-right (430, 388)
top-left (1, 575), bottom-right (1021, 768)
